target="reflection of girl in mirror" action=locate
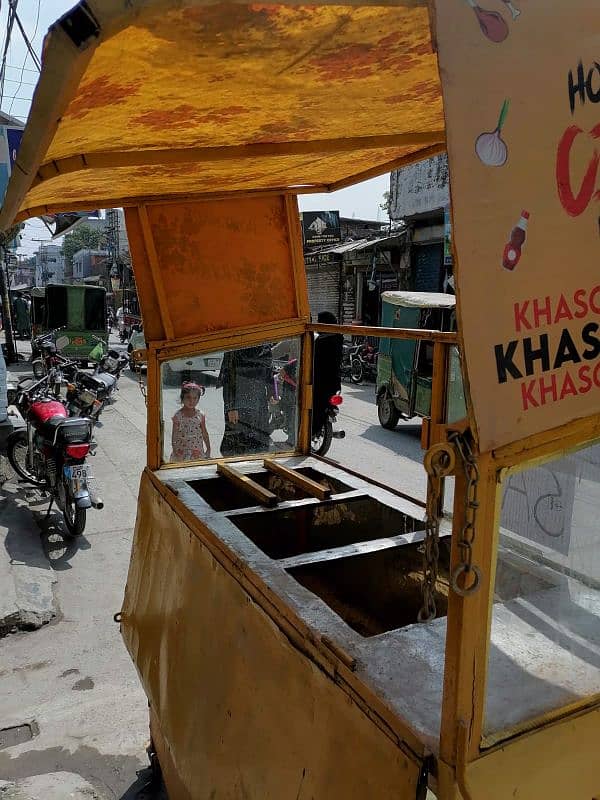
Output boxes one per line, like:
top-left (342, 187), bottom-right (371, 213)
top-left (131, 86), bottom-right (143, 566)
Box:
top-left (171, 382), bottom-right (211, 461)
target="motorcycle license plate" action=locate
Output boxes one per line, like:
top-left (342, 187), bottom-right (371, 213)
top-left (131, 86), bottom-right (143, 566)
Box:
top-left (64, 464), bottom-right (89, 486)
top-left (80, 390), bottom-right (96, 405)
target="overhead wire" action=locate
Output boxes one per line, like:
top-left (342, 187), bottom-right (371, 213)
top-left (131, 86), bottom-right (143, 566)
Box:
top-left (10, 0), bottom-right (41, 72)
top-left (0, 0), bottom-right (17, 108)
top-left (8, 0), bottom-right (40, 114)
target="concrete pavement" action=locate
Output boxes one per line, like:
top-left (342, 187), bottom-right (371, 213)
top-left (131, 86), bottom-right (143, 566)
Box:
top-left (0, 336), bottom-right (163, 799)
top-left (0, 355), bottom-right (56, 637)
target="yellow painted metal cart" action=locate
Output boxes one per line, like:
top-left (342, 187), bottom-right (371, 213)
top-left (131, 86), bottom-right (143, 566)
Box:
top-left (1, 2), bottom-right (598, 798)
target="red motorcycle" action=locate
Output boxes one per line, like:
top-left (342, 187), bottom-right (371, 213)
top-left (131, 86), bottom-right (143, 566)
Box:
top-left (7, 374), bottom-right (102, 536)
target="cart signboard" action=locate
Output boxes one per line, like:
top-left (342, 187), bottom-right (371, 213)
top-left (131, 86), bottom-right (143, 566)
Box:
top-left (436, 0), bottom-right (600, 452)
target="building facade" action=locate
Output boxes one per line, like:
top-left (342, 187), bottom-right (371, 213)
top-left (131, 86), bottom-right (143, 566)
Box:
top-left (35, 244), bottom-right (65, 286)
top-left (303, 216), bottom-right (409, 326)
top-left (72, 248), bottom-right (109, 284)
top-left (389, 153), bottom-right (452, 294)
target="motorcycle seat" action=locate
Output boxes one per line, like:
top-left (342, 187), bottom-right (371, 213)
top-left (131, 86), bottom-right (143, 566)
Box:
top-left (39, 415), bottom-right (92, 443)
top-left (94, 371), bottom-right (117, 389)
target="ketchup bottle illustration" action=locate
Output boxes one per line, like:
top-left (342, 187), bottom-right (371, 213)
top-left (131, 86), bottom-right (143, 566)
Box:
top-left (502, 210), bottom-right (529, 270)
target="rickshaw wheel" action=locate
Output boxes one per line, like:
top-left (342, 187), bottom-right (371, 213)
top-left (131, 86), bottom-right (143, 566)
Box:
top-left (377, 392), bottom-right (400, 430)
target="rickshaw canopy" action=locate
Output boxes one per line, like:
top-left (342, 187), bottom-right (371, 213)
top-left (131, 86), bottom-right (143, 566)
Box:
top-left (381, 291), bottom-right (456, 309)
top-left (0, 0), bottom-right (443, 228)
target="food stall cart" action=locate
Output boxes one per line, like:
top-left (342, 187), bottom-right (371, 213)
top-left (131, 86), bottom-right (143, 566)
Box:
top-left (0, 1), bottom-right (597, 798)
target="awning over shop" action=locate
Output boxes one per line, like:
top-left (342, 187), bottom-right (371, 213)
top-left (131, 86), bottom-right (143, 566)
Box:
top-left (0, 0), bottom-right (443, 229)
top-left (310, 231), bottom-right (408, 256)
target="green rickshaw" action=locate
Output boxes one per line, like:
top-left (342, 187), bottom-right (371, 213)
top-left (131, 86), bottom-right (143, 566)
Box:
top-left (32, 283), bottom-right (108, 362)
top-left (376, 291), bottom-right (466, 429)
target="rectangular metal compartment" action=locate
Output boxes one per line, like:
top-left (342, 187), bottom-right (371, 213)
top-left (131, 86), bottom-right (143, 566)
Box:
top-left (187, 467), bottom-right (352, 511)
top-left (288, 539), bottom-right (452, 636)
top-left (229, 495), bottom-right (426, 560)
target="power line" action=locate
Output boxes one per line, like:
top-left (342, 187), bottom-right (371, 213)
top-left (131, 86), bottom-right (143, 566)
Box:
top-left (8, 0), bottom-right (40, 113)
top-left (4, 63), bottom-right (40, 73)
top-left (2, 76), bottom-right (36, 85)
top-left (0, 0), bottom-right (17, 108)
top-left (9, 0), bottom-right (41, 72)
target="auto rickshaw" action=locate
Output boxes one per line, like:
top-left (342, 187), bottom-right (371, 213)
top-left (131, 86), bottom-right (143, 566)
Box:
top-left (0, 2), bottom-right (597, 799)
top-left (30, 283), bottom-right (108, 362)
top-left (376, 291), bottom-right (466, 430)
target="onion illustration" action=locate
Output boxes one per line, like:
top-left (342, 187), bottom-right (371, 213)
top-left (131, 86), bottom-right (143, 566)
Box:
top-left (475, 99), bottom-right (510, 167)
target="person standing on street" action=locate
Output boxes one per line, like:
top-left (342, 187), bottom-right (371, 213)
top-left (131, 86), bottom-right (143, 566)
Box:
top-left (219, 343), bottom-right (274, 456)
top-left (312, 311), bottom-right (343, 437)
top-left (13, 293), bottom-right (31, 339)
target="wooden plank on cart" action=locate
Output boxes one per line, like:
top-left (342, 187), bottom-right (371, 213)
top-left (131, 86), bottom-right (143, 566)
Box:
top-left (263, 458), bottom-right (331, 501)
top-left (216, 462), bottom-right (278, 508)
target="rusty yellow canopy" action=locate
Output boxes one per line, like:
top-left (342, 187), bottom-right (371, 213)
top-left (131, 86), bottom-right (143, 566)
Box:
top-left (0, 0), bottom-right (443, 228)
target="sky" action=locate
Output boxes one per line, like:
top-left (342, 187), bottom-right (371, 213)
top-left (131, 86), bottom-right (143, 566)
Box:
top-left (3, 1), bottom-right (390, 256)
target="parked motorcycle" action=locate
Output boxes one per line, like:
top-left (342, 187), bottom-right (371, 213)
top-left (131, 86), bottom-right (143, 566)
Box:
top-left (340, 342), bottom-right (361, 383)
top-left (31, 327), bottom-right (67, 378)
top-left (6, 374), bottom-right (103, 536)
top-left (64, 368), bottom-right (108, 422)
top-left (350, 340), bottom-right (378, 384)
top-left (311, 393), bottom-right (345, 456)
top-left (89, 334), bottom-right (129, 379)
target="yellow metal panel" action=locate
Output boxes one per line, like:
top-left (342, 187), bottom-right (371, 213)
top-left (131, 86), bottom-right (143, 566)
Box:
top-left (464, 707), bottom-right (600, 800)
top-left (121, 472), bottom-right (423, 798)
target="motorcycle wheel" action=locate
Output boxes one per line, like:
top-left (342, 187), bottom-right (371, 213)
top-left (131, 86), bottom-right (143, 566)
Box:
top-left (90, 401), bottom-right (104, 421)
top-left (350, 358), bottom-right (364, 384)
top-left (311, 419), bottom-right (333, 456)
top-left (32, 359), bottom-right (46, 379)
top-left (377, 392), bottom-right (401, 430)
top-left (7, 431), bottom-right (48, 487)
top-left (63, 482), bottom-right (86, 537)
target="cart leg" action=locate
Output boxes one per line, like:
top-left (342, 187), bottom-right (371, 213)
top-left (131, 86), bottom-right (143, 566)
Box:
top-left (147, 737), bottom-right (162, 786)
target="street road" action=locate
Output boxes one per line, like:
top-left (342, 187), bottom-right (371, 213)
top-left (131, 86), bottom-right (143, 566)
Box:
top-left (0, 339), bottom-right (433, 798)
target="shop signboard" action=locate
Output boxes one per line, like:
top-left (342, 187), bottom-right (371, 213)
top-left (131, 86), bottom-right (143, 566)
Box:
top-left (304, 251), bottom-right (339, 267)
top-left (436, 0), bottom-right (600, 451)
top-left (300, 210), bottom-right (341, 247)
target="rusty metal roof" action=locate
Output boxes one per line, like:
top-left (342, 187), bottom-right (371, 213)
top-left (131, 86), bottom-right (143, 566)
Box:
top-left (0, 0), bottom-right (443, 229)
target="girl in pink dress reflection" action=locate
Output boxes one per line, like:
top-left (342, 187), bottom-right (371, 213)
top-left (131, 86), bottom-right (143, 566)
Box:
top-left (171, 382), bottom-right (211, 461)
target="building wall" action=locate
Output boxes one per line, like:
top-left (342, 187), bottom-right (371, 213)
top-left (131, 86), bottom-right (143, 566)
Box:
top-left (72, 248), bottom-right (108, 282)
top-left (389, 154), bottom-right (449, 220)
top-left (35, 244), bottom-right (65, 285)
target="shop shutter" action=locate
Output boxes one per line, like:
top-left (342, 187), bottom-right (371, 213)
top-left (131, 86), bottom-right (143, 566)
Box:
top-left (306, 265), bottom-right (341, 321)
top-left (414, 243), bottom-right (443, 292)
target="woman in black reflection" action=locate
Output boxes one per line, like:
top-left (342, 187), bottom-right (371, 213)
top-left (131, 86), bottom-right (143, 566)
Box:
top-left (312, 311), bottom-right (343, 437)
top-left (219, 343), bottom-right (273, 456)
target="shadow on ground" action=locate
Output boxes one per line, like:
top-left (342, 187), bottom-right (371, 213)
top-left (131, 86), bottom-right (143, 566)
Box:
top-left (0, 745), bottom-right (167, 799)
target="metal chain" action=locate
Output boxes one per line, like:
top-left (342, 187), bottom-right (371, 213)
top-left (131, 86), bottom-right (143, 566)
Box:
top-left (418, 442), bottom-right (455, 622)
top-left (138, 367), bottom-right (147, 406)
top-left (448, 431), bottom-right (482, 597)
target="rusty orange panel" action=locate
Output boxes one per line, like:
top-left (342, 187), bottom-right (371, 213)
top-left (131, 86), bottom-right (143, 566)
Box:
top-left (124, 207), bottom-right (165, 342)
top-left (145, 195), bottom-right (300, 339)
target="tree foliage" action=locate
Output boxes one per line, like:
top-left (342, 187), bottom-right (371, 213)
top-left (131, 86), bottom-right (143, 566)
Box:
top-left (379, 191), bottom-right (391, 216)
top-left (61, 224), bottom-right (104, 266)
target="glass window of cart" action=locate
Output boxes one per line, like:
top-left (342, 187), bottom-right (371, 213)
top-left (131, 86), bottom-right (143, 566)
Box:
top-left (161, 337), bottom-right (301, 463)
top-left (484, 441), bottom-right (600, 741)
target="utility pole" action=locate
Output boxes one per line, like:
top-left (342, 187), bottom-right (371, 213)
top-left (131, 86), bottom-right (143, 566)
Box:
top-left (0, 243), bottom-right (17, 363)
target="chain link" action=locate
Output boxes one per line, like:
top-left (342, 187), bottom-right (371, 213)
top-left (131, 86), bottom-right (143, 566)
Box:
top-left (138, 366), bottom-right (147, 406)
top-left (448, 431), bottom-right (481, 597)
top-left (418, 443), bottom-right (455, 623)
